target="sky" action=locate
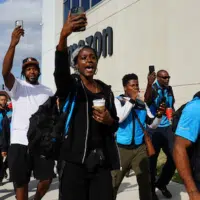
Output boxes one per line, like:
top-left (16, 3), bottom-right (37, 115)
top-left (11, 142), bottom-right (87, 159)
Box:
top-left (0, 0), bottom-right (42, 88)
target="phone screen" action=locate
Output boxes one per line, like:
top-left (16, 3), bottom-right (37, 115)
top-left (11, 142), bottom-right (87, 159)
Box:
top-left (71, 7), bottom-right (84, 15)
top-left (149, 65), bottom-right (155, 74)
top-left (15, 20), bottom-right (23, 28)
top-left (70, 7), bottom-right (85, 32)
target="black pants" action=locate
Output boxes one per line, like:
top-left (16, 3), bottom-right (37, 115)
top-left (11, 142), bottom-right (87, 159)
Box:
top-left (59, 161), bottom-right (113, 200)
top-left (148, 126), bottom-right (176, 190)
top-left (0, 149), bottom-right (7, 182)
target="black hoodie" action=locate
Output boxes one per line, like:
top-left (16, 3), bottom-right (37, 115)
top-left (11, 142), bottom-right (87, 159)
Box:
top-left (54, 49), bottom-right (120, 170)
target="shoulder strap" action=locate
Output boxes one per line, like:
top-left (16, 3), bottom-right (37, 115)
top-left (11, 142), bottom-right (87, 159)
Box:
top-left (62, 86), bottom-right (78, 136)
top-left (153, 83), bottom-right (159, 91)
top-left (194, 91), bottom-right (200, 99)
top-left (116, 96), bottom-right (126, 107)
top-left (132, 109), bottom-right (146, 132)
top-left (63, 94), bottom-right (76, 136)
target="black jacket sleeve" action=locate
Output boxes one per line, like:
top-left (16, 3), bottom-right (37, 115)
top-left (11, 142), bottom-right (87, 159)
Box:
top-left (54, 49), bottom-right (73, 98)
top-left (2, 116), bottom-right (10, 152)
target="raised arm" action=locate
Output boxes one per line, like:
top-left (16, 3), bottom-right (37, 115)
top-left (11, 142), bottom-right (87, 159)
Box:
top-left (144, 72), bottom-right (156, 104)
top-left (54, 12), bottom-right (87, 97)
top-left (2, 27), bottom-right (24, 90)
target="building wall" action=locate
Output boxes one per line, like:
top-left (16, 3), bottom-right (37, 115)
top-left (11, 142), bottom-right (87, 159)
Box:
top-left (42, 0), bottom-right (200, 108)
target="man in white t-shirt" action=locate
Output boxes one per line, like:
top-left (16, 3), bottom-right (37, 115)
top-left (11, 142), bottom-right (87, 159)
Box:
top-left (2, 27), bottom-right (55, 200)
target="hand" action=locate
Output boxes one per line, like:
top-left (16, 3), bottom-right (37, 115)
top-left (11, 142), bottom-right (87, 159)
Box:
top-left (130, 89), bottom-right (139, 101)
top-left (189, 191), bottom-right (200, 200)
top-left (156, 103), bottom-right (166, 117)
top-left (93, 108), bottom-right (114, 125)
top-left (60, 12), bottom-right (87, 39)
top-left (10, 26), bottom-right (24, 47)
top-left (1, 152), bottom-right (7, 157)
top-left (148, 72), bottom-right (156, 86)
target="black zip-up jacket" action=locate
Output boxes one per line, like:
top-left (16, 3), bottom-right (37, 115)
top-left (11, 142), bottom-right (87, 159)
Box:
top-left (0, 108), bottom-right (11, 152)
top-left (54, 49), bottom-right (120, 170)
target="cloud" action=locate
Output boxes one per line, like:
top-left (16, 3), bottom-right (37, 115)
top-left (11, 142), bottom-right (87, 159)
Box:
top-left (0, 0), bottom-right (42, 84)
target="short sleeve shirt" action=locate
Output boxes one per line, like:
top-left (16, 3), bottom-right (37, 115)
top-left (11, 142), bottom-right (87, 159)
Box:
top-left (175, 98), bottom-right (200, 143)
top-left (6, 79), bottom-right (53, 145)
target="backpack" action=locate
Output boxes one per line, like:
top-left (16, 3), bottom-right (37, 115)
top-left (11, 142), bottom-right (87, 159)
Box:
top-left (172, 91), bottom-right (200, 133)
top-left (171, 103), bottom-right (187, 133)
top-left (27, 92), bottom-right (76, 160)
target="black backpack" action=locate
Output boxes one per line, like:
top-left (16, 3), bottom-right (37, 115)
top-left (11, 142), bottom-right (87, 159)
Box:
top-left (27, 93), bottom-right (75, 160)
top-left (172, 91), bottom-right (200, 133)
top-left (171, 103), bottom-right (187, 133)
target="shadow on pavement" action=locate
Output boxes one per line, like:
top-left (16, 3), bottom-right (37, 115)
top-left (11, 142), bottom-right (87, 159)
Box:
top-left (0, 177), bottom-right (59, 200)
top-left (118, 182), bottom-right (138, 193)
top-left (156, 182), bottom-right (186, 200)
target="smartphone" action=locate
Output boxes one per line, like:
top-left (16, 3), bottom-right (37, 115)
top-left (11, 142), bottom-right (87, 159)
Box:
top-left (70, 7), bottom-right (86, 32)
top-left (15, 20), bottom-right (23, 28)
top-left (149, 65), bottom-right (155, 75)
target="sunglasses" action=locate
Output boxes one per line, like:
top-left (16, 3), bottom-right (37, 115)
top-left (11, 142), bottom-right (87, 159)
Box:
top-left (158, 76), bottom-right (171, 80)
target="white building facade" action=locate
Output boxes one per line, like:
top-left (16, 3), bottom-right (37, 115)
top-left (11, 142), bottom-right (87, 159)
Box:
top-left (42, 0), bottom-right (200, 108)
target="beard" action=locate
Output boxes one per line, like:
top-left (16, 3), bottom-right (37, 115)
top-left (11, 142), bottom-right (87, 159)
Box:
top-left (26, 76), bottom-right (39, 85)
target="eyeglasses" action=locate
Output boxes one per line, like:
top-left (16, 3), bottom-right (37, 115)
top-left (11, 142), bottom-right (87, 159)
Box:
top-left (158, 76), bottom-right (171, 80)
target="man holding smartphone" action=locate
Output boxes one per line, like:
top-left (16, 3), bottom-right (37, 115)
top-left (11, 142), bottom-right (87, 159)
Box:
top-left (144, 70), bottom-right (176, 200)
top-left (2, 26), bottom-right (54, 200)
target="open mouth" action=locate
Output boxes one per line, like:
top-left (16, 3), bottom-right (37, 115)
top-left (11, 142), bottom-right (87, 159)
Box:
top-left (85, 66), bottom-right (95, 73)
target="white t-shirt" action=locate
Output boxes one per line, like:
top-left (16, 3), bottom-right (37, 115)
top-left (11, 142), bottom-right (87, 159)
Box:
top-left (6, 79), bottom-right (53, 145)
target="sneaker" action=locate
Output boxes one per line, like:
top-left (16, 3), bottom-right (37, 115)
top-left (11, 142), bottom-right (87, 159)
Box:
top-left (4, 171), bottom-right (8, 179)
top-left (156, 185), bottom-right (172, 198)
top-left (125, 170), bottom-right (131, 178)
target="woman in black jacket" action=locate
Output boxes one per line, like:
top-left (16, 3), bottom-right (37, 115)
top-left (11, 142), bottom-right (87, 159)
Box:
top-left (54, 13), bottom-right (120, 200)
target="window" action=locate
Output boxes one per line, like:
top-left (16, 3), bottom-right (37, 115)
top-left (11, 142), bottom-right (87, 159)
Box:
top-left (63, 0), bottom-right (70, 21)
top-left (92, 0), bottom-right (102, 7)
top-left (81, 0), bottom-right (90, 11)
top-left (64, 0), bottom-right (103, 21)
top-left (72, 0), bottom-right (79, 8)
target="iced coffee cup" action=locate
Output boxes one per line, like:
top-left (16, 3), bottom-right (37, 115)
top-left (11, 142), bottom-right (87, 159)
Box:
top-left (93, 99), bottom-right (105, 111)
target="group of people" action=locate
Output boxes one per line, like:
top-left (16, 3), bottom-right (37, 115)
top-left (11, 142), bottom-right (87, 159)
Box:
top-left (0, 12), bottom-right (200, 200)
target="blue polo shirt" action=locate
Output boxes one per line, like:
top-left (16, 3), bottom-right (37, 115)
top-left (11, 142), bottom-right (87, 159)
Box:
top-left (149, 81), bottom-right (174, 127)
top-left (175, 97), bottom-right (200, 142)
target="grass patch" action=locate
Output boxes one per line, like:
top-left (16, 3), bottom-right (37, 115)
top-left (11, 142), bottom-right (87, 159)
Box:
top-left (157, 150), bottom-right (183, 184)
